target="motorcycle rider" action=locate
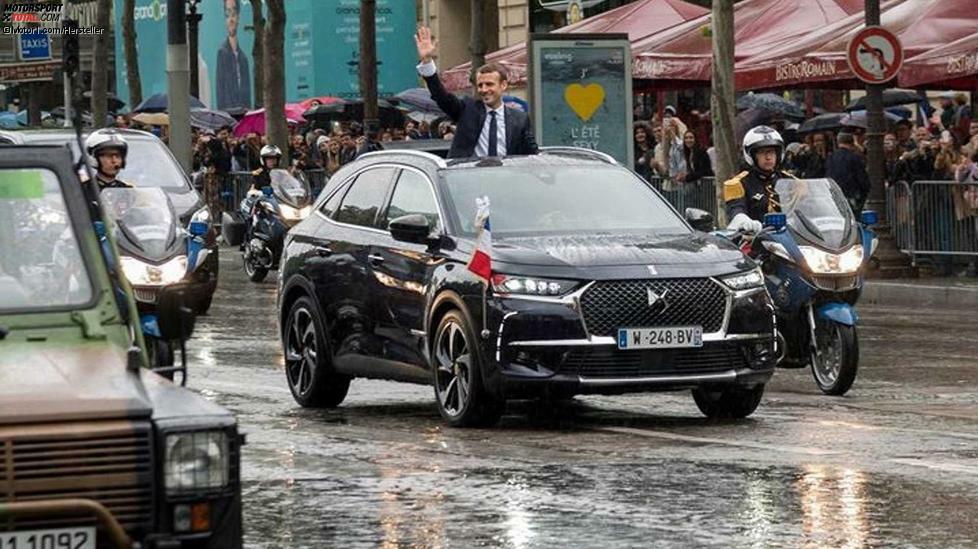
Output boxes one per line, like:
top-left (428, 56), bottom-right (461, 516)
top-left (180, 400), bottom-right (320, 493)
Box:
top-left (250, 145), bottom-right (283, 191)
top-left (85, 129), bottom-right (133, 191)
top-left (723, 126), bottom-right (790, 233)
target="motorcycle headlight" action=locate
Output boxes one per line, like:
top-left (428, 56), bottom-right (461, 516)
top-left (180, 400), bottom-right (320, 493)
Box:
top-left (799, 245), bottom-right (863, 274)
top-left (164, 431), bottom-right (229, 495)
top-left (120, 255), bottom-right (187, 286)
top-left (279, 204), bottom-right (312, 221)
top-left (490, 274), bottom-right (578, 296)
top-left (720, 268), bottom-right (764, 291)
top-left (190, 207), bottom-right (210, 224)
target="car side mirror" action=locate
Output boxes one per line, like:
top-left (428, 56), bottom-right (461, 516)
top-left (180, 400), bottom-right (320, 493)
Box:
top-left (156, 283), bottom-right (196, 342)
top-left (684, 208), bottom-right (715, 232)
top-left (389, 214), bottom-right (433, 244)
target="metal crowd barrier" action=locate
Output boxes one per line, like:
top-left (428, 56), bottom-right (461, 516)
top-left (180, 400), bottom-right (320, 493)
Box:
top-left (649, 176), bottom-right (719, 219)
top-left (886, 180), bottom-right (978, 266)
top-left (217, 168), bottom-right (329, 213)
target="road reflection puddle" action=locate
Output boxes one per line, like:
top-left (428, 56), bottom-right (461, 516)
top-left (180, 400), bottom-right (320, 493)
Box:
top-left (798, 465), bottom-right (868, 548)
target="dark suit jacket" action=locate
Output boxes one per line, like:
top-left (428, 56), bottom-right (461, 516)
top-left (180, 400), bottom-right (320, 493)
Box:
top-left (422, 71), bottom-right (538, 158)
top-left (216, 39), bottom-right (252, 110)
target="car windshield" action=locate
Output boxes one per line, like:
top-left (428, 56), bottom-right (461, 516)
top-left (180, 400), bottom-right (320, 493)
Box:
top-left (0, 168), bottom-right (93, 310)
top-left (101, 188), bottom-right (177, 257)
top-left (775, 178), bottom-right (854, 248)
top-left (440, 165), bottom-right (688, 238)
top-left (30, 135), bottom-right (188, 189)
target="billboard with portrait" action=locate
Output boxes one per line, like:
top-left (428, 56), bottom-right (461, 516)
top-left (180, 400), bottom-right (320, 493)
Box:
top-left (113, 0), bottom-right (417, 110)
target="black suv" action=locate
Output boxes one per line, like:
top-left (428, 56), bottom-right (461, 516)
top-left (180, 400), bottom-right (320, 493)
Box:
top-left (277, 148), bottom-right (776, 427)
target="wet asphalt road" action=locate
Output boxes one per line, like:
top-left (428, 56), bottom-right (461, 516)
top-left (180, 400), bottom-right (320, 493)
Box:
top-left (188, 250), bottom-right (978, 548)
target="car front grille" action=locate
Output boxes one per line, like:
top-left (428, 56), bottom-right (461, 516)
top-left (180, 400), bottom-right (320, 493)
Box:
top-left (811, 275), bottom-right (858, 292)
top-left (561, 345), bottom-right (749, 378)
top-left (0, 421), bottom-right (154, 542)
top-left (579, 278), bottom-right (727, 337)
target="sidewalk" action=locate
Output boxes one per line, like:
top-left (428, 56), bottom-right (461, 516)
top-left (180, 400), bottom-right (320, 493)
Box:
top-left (862, 277), bottom-right (978, 310)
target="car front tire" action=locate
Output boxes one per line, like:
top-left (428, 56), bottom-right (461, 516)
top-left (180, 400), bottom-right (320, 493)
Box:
top-left (284, 296), bottom-right (350, 408)
top-left (691, 384), bottom-right (764, 419)
top-left (432, 309), bottom-right (503, 428)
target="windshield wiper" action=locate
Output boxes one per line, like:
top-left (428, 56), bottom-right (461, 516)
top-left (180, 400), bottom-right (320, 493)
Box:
top-left (794, 210), bottom-right (824, 240)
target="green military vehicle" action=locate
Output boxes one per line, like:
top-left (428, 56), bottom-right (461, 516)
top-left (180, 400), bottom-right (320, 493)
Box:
top-left (0, 146), bottom-right (243, 548)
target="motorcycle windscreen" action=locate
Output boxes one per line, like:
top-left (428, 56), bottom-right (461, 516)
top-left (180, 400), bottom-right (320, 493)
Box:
top-left (100, 187), bottom-right (178, 259)
top-left (774, 178), bottom-right (855, 250)
top-left (270, 169), bottom-right (311, 208)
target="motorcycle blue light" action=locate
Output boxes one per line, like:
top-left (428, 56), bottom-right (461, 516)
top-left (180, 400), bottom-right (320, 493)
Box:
top-left (763, 212), bottom-right (786, 230)
top-left (189, 221), bottom-right (208, 236)
top-left (262, 186), bottom-right (274, 197)
top-left (861, 210), bottom-right (878, 226)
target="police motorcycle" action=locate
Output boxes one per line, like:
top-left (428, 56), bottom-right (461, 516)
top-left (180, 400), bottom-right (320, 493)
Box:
top-left (224, 169), bottom-right (312, 282)
top-left (731, 178), bottom-right (878, 396)
top-left (100, 188), bottom-right (212, 375)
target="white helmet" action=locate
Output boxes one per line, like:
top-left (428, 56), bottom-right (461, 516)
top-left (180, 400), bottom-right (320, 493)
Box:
top-left (85, 129), bottom-right (129, 170)
top-left (742, 125), bottom-right (785, 168)
top-left (260, 144), bottom-right (283, 159)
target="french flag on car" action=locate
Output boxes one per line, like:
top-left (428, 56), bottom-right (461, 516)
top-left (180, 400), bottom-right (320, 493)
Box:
top-left (467, 196), bottom-right (492, 283)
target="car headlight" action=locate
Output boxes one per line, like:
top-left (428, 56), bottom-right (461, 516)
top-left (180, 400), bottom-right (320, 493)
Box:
top-left (164, 431), bottom-right (229, 495)
top-left (190, 207), bottom-right (210, 224)
top-left (799, 245), bottom-right (863, 274)
top-left (279, 204), bottom-right (312, 221)
top-left (720, 268), bottom-right (765, 291)
top-left (120, 255), bottom-right (187, 286)
top-left (490, 274), bottom-right (578, 296)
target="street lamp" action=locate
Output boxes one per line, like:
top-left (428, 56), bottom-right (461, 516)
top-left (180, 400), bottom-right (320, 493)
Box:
top-left (187, 0), bottom-right (202, 100)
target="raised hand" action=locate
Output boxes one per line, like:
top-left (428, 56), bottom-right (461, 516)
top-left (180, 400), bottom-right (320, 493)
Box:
top-left (415, 26), bottom-right (438, 62)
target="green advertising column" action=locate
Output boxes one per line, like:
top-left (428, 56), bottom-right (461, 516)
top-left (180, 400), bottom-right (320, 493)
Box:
top-left (530, 34), bottom-right (633, 167)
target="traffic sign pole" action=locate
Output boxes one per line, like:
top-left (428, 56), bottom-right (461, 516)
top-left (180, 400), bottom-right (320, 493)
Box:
top-left (859, 0), bottom-right (911, 277)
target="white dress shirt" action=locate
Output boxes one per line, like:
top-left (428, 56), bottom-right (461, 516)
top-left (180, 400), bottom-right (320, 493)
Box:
top-left (417, 60), bottom-right (507, 157)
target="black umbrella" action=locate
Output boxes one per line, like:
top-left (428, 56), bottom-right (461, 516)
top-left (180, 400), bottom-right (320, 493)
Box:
top-left (736, 93), bottom-right (805, 120)
top-left (845, 89), bottom-right (922, 111)
top-left (132, 92), bottom-right (206, 113)
top-left (797, 113), bottom-right (846, 134)
top-left (394, 88), bottom-right (444, 115)
top-left (82, 91), bottom-right (126, 113)
top-left (303, 99), bottom-right (402, 127)
top-left (190, 108), bottom-right (237, 130)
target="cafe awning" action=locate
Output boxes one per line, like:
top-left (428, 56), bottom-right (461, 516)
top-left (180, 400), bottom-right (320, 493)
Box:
top-left (631, 0), bottom-right (862, 87)
top-left (735, 0), bottom-right (978, 91)
top-left (899, 31), bottom-right (978, 89)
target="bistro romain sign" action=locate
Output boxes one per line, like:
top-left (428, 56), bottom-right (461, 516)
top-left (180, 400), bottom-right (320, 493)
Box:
top-left (775, 59), bottom-right (839, 82)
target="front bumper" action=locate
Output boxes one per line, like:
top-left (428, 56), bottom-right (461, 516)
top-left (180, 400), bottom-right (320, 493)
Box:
top-left (481, 281), bottom-right (777, 397)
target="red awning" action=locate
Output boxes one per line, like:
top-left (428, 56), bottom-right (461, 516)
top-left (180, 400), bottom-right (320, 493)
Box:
top-left (631, 0), bottom-right (863, 86)
top-left (439, 0), bottom-right (708, 91)
top-left (736, 0), bottom-right (978, 91)
top-left (899, 31), bottom-right (978, 89)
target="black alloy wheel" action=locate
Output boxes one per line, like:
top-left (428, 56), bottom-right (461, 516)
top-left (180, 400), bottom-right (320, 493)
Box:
top-left (432, 310), bottom-right (503, 427)
top-left (811, 319), bottom-right (858, 396)
top-left (284, 297), bottom-right (350, 407)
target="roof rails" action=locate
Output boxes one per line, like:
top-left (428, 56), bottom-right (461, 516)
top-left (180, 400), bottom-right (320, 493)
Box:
top-left (356, 148), bottom-right (448, 168)
top-left (538, 146), bottom-right (618, 165)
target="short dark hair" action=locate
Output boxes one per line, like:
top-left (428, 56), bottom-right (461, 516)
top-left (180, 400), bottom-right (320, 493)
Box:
top-left (476, 63), bottom-right (508, 83)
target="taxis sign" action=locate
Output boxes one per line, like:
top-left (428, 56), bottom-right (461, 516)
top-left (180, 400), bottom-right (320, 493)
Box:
top-left (18, 29), bottom-right (52, 61)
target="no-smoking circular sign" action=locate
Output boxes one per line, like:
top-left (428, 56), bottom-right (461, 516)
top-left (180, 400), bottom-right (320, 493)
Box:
top-left (847, 26), bottom-right (904, 84)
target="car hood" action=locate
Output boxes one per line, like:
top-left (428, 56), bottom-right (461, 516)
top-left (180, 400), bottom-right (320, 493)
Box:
top-left (0, 342), bottom-right (152, 425)
top-left (492, 232), bottom-right (747, 268)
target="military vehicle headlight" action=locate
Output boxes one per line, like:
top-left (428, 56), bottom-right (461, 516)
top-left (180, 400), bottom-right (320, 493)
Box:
top-left (164, 431), bottom-right (229, 494)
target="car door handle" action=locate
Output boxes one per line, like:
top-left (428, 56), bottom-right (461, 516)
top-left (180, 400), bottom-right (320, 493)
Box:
top-left (315, 245), bottom-right (332, 257)
top-left (367, 254), bottom-right (385, 264)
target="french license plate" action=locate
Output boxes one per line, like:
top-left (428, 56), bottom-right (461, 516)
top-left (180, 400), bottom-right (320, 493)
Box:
top-left (0, 527), bottom-right (95, 549)
top-left (617, 326), bottom-right (703, 350)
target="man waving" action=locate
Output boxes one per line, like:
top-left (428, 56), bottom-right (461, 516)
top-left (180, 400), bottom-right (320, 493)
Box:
top-left (415, 26), bottom-right (538, 159)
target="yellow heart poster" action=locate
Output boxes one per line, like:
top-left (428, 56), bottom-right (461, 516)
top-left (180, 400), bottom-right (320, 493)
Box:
top-left (564, 83), bottom-right (606, 122)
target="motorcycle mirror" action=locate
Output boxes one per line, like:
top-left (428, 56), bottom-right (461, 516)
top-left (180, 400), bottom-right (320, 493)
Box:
top-left (156, 283), bottom-right (197, 342)
top-left (763, 212), bottom-right (787, 230)
top-left (860, 209), bottom-right (878, 226)
top-left (188, 221), bottom-right (208, 236)
top-left (683, 208), bottom-right (715, 232)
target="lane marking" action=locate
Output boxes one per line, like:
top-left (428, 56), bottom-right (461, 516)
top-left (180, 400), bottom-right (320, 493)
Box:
top-left (888, 458), bottom-right (978, 475)
top-left (593, 426), bottom-right (840, 456)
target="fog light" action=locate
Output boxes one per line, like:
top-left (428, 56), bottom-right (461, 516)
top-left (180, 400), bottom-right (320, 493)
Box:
top-left (173, 504), bottom-right (191, 532)
top-left (191, 502), bottom-right (211, 532)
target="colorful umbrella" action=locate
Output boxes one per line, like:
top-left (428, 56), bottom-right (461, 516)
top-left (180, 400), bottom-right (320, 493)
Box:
top-left (133, 112), bottom-right (171, 126)
top-left (233, 104), bottom-right (306, 137)
top-left (298, 96), bottom-right (343, 110)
